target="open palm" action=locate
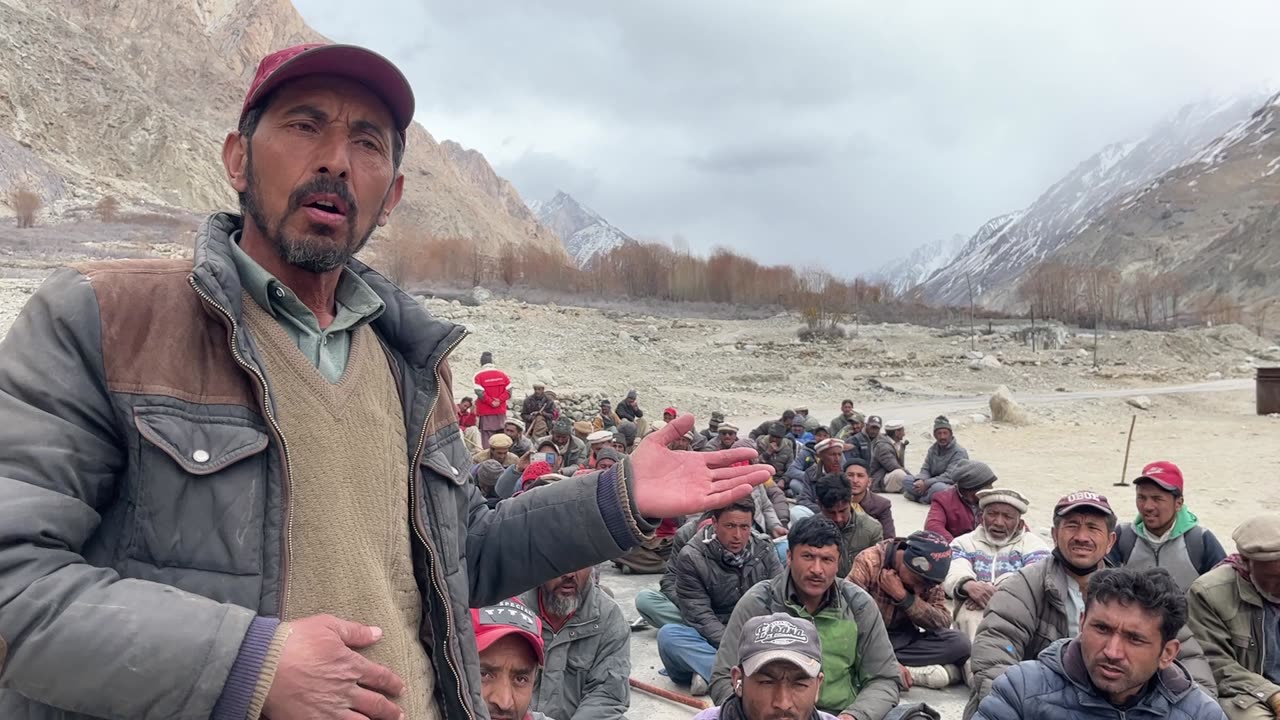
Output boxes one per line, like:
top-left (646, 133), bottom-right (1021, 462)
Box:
top-left (629, 414), bottom-right (772, 518)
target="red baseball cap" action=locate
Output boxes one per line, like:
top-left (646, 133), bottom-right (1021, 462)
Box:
top-left (1054, 490), bottom-right (1115, 519)
top-left (664, 407), bottom-right (678, 416)
top-left (472, 599), bottom-right (545, 665)
top-left (240, 43), bottom-right (415, 138)
top-left (1134, 461), bottom-right (1184, 495)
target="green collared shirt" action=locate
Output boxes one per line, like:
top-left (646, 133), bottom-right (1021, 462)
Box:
top-left (230, 233), bottom-right (385, 383)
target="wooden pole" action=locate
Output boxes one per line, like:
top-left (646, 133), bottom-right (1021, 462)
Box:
top-left (1115, 415), bottom-right (1137, 486)
top-left (629, 678), bottom-right (710, 710)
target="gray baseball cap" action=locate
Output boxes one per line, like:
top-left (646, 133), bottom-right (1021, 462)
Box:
top-left (739, 613), bottom-right (823, 678)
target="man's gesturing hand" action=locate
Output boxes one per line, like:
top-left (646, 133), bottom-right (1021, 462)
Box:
top-left (629, 414), bottom-right (771, 517)
top-left (263, 615), bottom-right (405, 720)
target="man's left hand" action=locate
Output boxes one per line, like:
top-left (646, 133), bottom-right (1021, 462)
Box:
top-left (630, 414), bottom-right (771, 517)
top-left (771, 526), bottom-right (788, 538)
top-left (879, 568), bottom-right (908, 601)
top-left (912, 479), bottom-right (925, 494)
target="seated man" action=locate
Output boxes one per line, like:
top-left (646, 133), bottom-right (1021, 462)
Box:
top-left (572, 420), bottom-right (593, 442)
top-left (593, 398), bottom-right (621, 431)
top-left (973, 568), bottom-right (1226, 720)
top-left (925, 460), bottom-right (996, 542)
top-left (504, 416), bottom-right (533, 455)
top-left (694, 613), bottom-right (839, 720)
top-left (472, 430), bottom-right (517, 467)
top-left (1108, 461), bottom-right (1226, 593)
top-left (658, 498), bottom-right (783, 695)
top-left (756, 422), bottom-right (796, 479)
top-left (844, 458), bottom-right (895, 538)
top-left (472, 459), bottom-right (507, 508)
top-left (473, 599), bottom-right (554, 720)
top-left (710, 516), bottom-right (901, 720)
top-left (870, 419), bottom-right (912, 493)
top-left (635, 512), bottom-right (714, 629)
top-left (964, 490), bottom-right (1216, 719)
top-left (788, 438), bottom-right (847, 516)
top-left (750, 409), bottom-right (797, 441)
top-left (1187, 515), bottom-right (1280, 720)
top-left (700, 411), bottom-right (726, 442)
top-left (664, 406), bottom-right (679, 422)
top-left (830, 399), bottom-right (858, 438)
top-left (843, 413), bottom-right (872, 459)
top-left (849, 531), bottom-right (971, 689)
top-left (539, 417), bottom-right (588, 472)
top-left (943, 488), bottom-right (1050, 641)
top-left (519, 566), bottom-right (631, 720)
top-left (903, 415), bottom-right (969, 505)
top-left (813, 473), bottom-right (883, 578)
top-left (584, 429), bottom-right (614, 468)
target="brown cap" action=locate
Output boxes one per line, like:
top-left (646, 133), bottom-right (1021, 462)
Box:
top-left (1234, 515), bottom-right (1280, 561)
top-left (572, 420), bottom-right (592, 435)
top-left (488, 434), bottom-right (513, 450)
top-left (1054, 490), bottom-right (1114, 519)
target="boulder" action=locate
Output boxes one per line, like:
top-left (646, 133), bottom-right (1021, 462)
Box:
top-left (989, 385), bottom-right (1028, 424)
top-left (980, 355), bottom-right (1002, 369)
top-left (460, 286), bottom-right (491, 306)
top-left (1126, 396), bottom-right (1153, 411)
top-left (966, 350), bottom-right (984, 360)
top-left (1206, 371), bottom-right (1223, 380)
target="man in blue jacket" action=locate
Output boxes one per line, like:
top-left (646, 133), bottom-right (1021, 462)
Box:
top-left (973, 567), bottom-right (1225, 720)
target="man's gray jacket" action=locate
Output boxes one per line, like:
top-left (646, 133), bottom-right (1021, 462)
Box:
top-left (520, 582), bottom-right (631, 720)
top-left (0, 212), bottom-right (651, 720)
top-left (917, 440), bottom-right (969, 490)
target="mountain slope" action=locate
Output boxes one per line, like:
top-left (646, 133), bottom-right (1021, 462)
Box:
top-left (532, 191), bottom-right (633, 267)
top-left (1048, 93), bottom-right (1280, 316)
top-left (918, 95), bottom-right (1265, 306)
top-left (0, 0), bottom-right (563, 256)
top-left (874, 233), bottom-right (967, 294)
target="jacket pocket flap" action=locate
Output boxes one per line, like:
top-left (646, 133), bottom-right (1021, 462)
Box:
top-left (134, 409), bottom-right (269, 476)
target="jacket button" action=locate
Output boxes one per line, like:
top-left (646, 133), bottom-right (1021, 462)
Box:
top-left (192, 449), bottom-right (210, 463)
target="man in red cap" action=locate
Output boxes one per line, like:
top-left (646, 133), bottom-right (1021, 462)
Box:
top-left (1107, 460), bottom-right (1226, 593)
top-left (473, 599), bottom-right (553, 720)
top-left (0, 42), bottom-right (772, 720)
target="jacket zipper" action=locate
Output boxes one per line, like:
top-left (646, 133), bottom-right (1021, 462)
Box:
top-left (189, 276), bottom-right (296, 615)
top-left (407, 330), bottom-right (473, 719)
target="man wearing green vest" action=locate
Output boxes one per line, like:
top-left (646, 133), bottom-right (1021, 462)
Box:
top-left (709, 516), bottom-right (900, 720)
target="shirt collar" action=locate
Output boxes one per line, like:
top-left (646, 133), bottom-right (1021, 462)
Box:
top-left (229, 230), bottom-right (385, 326)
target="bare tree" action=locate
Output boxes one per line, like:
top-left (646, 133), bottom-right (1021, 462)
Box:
top-left (9, 184), bottom-right (42, 228)
top-left (95, 195), bottom-right (120, 223)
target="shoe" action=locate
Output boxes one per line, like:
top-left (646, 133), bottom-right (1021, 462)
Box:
top-left (629, 616), bottom-right (651, 632)
top-left (908, 664), bottom-right (961, 689)
top-left (690, 675), bottom-right (710, 697)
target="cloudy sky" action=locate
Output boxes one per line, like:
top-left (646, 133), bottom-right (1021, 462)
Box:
top-left (294, 1), bottom-right (1280, 276)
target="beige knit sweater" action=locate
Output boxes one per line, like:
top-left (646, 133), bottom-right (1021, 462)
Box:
top-left (243, 296), bottom-right (438, 719)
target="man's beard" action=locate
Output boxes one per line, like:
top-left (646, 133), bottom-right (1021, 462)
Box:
top-left (540, 585), bottom-right (580, 617)
top-left (241, 148), bottom-right (384, 273)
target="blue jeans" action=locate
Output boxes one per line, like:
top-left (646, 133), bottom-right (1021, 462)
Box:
top-left (657, 624), bottom-right (717, 684)
top-left (904, 479), bottom-right (948, 504)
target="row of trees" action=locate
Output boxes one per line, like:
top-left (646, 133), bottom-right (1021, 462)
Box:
top-left (377, 224), bottom-right (909, 327)
top-left (1018, 260), bottom-right (1265, 333)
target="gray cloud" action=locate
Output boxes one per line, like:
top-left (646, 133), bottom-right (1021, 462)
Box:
top-left (295, 0), bottom-right (1280, 274)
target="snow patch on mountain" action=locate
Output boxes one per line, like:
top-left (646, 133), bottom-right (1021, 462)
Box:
top-left (874, 233), bottom-right (969, 294)
top-left (918, 93), bottom-right (1266, 307)
top-left (531, 191), bottom-right (634, 267)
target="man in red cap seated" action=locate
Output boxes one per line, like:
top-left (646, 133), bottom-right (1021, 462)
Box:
top-left (664, 406), bottom-right (679, 422)
top-left (1106, 460), bottom-right (1227, 593)
top-left (473, 599), bottom-right (553, 720)
top-left (0, 41), bottom-right (774, 720)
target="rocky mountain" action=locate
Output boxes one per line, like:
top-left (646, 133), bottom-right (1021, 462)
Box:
top-left (0, 0), bottom-right (563, 256)
top-left (1048, 93), bottom-right (1280, 318)
top-left (918, 94), bottom-right (1266, 307)
top-left (874, 233), bottom-right (968, 294)
top-left (531, 191), bottom-right (633, 267)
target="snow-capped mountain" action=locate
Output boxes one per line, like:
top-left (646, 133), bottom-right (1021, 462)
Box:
top-left (874, 233), bottom-right (968, 294)
top-left (918, 94), bottom-right (1267, 306)
top-left (531, 191), bottom-right (633, 267)
top-left (1045, 92), bottom-right (1280, 318)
